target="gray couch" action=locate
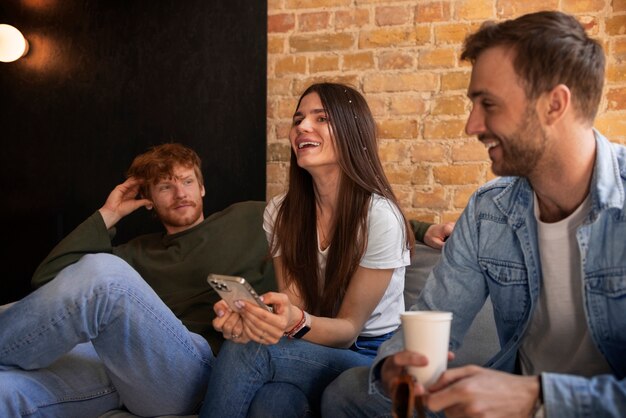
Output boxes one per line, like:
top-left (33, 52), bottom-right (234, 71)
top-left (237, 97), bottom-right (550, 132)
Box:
top-left (404, 243), bottom-right (499, 367)
top-left (100, 242), bottom-right (499, 418)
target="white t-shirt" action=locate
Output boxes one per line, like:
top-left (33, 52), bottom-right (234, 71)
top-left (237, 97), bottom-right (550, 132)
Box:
top-left (263, 193), bottom-right (411, 337)
top-left (519, 193), bottom-right (611, 377)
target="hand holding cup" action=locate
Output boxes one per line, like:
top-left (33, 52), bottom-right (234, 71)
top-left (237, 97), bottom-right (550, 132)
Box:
top-left (400, 311), bottom-right (452, 389)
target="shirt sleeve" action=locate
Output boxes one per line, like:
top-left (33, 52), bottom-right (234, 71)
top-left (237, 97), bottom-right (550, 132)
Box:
top-left (542, 372), bottom-right (626, 417)
top-left (31, 211), bottom-right (114, 289)
top-left (359, 196), bottom-right (411, 270)
top-left (368, 329), bottom-right (406, 397)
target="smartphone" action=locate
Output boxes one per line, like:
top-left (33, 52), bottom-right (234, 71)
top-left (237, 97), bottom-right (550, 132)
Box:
top-left (207, 274), bottom-right (272, 312)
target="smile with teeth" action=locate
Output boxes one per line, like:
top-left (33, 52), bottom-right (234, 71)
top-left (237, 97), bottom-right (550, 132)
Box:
top-left (484, 140), bottom-right (499, 149)
top-left (298, 141), bottom-right (321, 149)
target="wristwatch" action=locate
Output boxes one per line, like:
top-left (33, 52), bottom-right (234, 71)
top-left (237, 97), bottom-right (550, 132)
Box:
top-left (285, 310), bottom-right (312, 339)
top-left (293, 310), bottom-right (311, 338)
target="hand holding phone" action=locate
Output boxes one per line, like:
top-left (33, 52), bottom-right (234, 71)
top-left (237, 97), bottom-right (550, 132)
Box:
top-left (207, 274), bottom-right (273, 313)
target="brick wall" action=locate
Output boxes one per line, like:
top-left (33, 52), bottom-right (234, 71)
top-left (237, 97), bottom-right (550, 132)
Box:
top-left (267, 0), bottom-right (626, 223)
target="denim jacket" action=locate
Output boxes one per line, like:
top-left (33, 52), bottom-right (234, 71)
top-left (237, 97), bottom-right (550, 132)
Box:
top-left (372, 131), bottom-right (626, 418)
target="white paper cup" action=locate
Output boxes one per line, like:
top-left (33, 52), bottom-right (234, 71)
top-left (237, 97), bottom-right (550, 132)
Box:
top-left (400, 311), bottom-right (452, 389)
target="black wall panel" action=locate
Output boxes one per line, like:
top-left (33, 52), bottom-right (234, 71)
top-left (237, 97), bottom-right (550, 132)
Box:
top-left (0, 1), bottom-right (267, 304)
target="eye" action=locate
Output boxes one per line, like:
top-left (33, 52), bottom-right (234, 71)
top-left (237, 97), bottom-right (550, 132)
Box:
top-left (158, 184), bottom-right (172, 192)
top-left (292, 117), bottom-right (303, 126)
top-left (481, 100), bottom-right (495, 109)
top-left (317, 115), bottom-right (328, 123)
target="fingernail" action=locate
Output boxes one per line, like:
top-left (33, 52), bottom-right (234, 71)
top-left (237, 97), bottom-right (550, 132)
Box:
top-left (216, 310), bottom-right (224, 317)
top-left (234, 300), bottom-right (244, 309)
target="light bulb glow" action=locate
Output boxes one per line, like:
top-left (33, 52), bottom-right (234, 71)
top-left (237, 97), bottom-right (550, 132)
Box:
top-left (0, 24), bottom-right (29, 63)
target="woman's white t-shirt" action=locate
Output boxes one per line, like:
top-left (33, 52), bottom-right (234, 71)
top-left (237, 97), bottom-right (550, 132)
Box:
top-left (263, 193), bottom-right (410, 337)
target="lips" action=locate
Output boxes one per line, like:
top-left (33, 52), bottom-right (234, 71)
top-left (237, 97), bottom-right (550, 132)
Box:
top-left (297, 141), bottom-right (320, 149)
top-left (173, 201), bottom-right (195, 210)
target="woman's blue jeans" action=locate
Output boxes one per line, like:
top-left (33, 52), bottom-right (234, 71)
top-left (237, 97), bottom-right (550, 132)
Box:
top-left (0, 253), bottom-right (214, 417)
top-left (199, 337), bottom-right (375, 418)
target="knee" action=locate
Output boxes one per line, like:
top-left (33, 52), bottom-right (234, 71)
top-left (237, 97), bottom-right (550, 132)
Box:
top-left (43, 253), bottom-right (155, 306)
top-left (58, 253), bottom-right (143, 289)
top-left (78, 253), bottom-right (137, 279)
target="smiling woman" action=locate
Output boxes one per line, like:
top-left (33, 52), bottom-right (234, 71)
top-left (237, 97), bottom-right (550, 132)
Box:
top-left (290, 92), bottom-right (338, 171)
top-left (199, 83), bottom-right (423, 417)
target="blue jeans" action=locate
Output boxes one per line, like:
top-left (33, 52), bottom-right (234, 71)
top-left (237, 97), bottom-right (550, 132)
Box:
top-left (249, 383), bottom-right (314, 418)
top-left (199, 338), bottom-right (374, 418)
top-left (322, 366), bottom-right (392, 418)
top-left (351, 332), bottom-right (395, 358)
top-left (0, 253), bottom-right (214, 417)
top-left (239, 334), bottom-right (394, 418)
top-left (321, 366), bottom-right (442, 418)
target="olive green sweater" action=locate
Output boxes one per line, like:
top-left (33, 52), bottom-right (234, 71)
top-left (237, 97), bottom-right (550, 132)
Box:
top-left (410, 219), bottom-right (431, 244)
top-left (31, 201), bottom-right (275, 353)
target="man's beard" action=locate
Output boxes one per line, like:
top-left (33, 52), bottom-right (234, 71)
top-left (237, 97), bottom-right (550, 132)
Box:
top-left (155, 200), bottom-right (203, 229)
top-left (491, 106), bottom-right (548, 178)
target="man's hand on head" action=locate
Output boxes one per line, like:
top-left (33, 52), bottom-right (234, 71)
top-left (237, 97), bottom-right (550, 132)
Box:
top-left (99, 177), bottom-right (152, 229)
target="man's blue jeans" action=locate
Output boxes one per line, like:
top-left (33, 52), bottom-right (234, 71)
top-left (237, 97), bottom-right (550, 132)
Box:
top-left (321, 365), bottom-right (393, 418)
top-left (199, 338), bottom-right (373, 418)
top-left (0, 253), bottom-right (214, 417)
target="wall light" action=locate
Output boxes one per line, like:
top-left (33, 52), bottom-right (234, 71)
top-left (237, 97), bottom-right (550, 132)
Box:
top-left (0, 24), bottom-right (29, 63)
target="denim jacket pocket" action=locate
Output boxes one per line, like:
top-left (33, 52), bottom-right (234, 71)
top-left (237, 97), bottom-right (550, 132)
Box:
top-left (479, 259), bottom-right (529, 323)
top-left (586, 270), bottom-right (626, 345)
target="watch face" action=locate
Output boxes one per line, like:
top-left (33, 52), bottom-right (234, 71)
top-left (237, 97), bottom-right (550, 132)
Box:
top-left (293, 325), bottom-right (311, 339)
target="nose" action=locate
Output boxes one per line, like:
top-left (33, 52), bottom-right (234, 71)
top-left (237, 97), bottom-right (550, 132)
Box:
top-left (296, 116), bottom-right (313, 133)
top-left (465, 105), bottom-right (486, 137)
top-left (173, 183), bottom-right (187, 199)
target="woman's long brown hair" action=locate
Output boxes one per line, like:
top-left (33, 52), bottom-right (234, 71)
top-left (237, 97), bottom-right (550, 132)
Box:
top-left (271, 83), bottom-right (414, 317)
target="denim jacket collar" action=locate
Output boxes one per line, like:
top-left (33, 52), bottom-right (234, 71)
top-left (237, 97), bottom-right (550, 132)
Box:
top-left (589, 129), bottom-right (625, 218)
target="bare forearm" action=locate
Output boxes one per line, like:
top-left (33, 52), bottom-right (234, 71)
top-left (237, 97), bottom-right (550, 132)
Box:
top-left (300, 313), bottom-right (360, 348)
